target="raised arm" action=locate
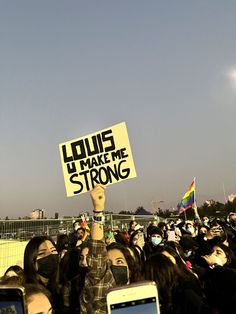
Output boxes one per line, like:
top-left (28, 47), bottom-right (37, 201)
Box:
top-left (90, 184), bottom-right (105, 241)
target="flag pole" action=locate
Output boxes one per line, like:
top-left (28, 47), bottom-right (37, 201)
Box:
top-left (193, 177), bottom-right (199, 221)
top-left (184, 208), bottom-right (187, 222)
top-left (193, 177), bottom-right (196, 207)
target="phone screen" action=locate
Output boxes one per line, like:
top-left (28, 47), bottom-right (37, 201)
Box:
top-left (110, 296), bottom-right (159, 314)
top-left (0, 288), bottom-right (25, 314)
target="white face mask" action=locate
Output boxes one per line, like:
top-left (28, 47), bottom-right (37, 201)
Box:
top-left (184, 250), bottom-right (192, 258)
top-left (151, 237), bottom-right (162, 246)
top-left (187, 227), bottom-right (195, 235)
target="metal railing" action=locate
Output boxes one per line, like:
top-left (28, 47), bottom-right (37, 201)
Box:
top-left (0, 214), bottom-right (160, 276)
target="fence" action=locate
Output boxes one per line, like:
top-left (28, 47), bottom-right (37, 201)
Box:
top-left (0, 214), bottom-right (161, 276)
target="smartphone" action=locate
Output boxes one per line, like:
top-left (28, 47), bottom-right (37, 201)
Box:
top-left (0, 286), bottom-right (27, 314)
top-left (107, 281), bottom-right (160, 314)
top-left (167, 230), bottom-right (176, 242)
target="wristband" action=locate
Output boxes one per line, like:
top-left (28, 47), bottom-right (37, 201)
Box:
top-left (93, 210), bottom-right (104, 214)
top-left (93, 212), bottom-right (104, 217)
top-left (92, 215), bottom-right (105, 224)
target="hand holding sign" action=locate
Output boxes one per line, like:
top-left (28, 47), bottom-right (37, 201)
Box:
top-left (90, 184), bottom-right (105, 212)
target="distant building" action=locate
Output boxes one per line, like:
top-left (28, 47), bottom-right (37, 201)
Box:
top-left (31, 209), bottom-right (44, 219)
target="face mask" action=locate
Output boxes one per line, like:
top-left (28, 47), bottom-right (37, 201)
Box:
top-left (79, 267), bottom-right (88, 281)
top-left (151, 237), bottom-right (162, 246)
top-left (184, 251), bottom-right (192, 258)
top-left (187, 227), bottom-right (195, 235)
top-left (111, 265), bottom-right (128, 286)
top-left (37, 254), bottom-right (59, 279)
top-left (230, 220), bottom-right (236, 227)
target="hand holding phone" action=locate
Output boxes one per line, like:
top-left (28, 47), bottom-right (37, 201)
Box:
top-left (107, 281), bottom-right (160, 314)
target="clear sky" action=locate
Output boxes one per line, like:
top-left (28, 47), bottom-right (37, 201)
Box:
top-left (1, 1), bottom-right (236, 218)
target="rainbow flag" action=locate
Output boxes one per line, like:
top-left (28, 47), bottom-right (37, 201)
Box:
top-left (178, 179), bottom-right (195, 214)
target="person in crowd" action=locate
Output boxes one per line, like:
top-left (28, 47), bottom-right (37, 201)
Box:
top-left (198, 225), bottom-right (209, 236)
top-left (202, 216), bottom-right (210, 228)
top-left (144, 253), bottom-right (211, 314)
top-left (158, 221), bottom-right (168, 241)
top-left (2, 265), bottom-right (25, 284)
top-left (205, 220), bottom-right (225, 241)
top-left (179, 234), bottom-right (199, 263)
top-left (114, 230), bottom-right (130, 246)
top-left (107, 242), bottom-right (140, 284)
top-left (61, 242), bottom-right (90, 313)
top-left (129, 230), bottom-right (146, 262)
top-left (23, 235), bottom-right (60, 312)
top-left (199, 241), bottom-right (236, 314)
top-left (223, 212), bottom-right (236, 254)
top-left (104, 230), bottom-right (115, 246)
top-left (56, 234), bottom-right (69, 260)
top-left (80, 185), bottom-right (116, 313)
top-left (201, 241), bottom-right (236, 268)
top-left (0, 274), bottom-right (24, 286)
top-left (143, 226), bottom-right (164, 258)
top-left (80, 185), bottom-right (141, 314)
top-left (128, 220), bottom-right (137, 235)
top-left (128, 245), bottom-right (144, 281)
top-left (182, 221), bottom-right (197, 237)
top-left (24, 283), bottom-right (53, 314)
top-left (68, 220), bottom-right (88, 248)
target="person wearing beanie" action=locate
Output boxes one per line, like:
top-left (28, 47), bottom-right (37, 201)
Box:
top-left (143, 227), bottom-right (164, 258)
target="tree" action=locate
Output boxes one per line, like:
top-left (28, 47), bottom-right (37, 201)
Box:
top-left (135, 206), bottom-right (151, 215)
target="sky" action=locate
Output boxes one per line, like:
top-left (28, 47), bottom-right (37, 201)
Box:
top-left (1, 1), bottom-right (236, 218)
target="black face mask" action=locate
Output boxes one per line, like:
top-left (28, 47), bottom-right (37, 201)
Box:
top-left (79, 267), bottom-right (88, 282)
top-left (37, 254), bottom-right (59, 279)
top-left (110, 265), bottom-right (128, 286)
top-left (230, 220), bottom-right (236, 227)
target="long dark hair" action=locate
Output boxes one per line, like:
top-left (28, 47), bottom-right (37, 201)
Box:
top-left (23, 236), bottom-right (59, 292)
top-left (144, 253), bottom-right (181, 313)
top-left (107, 242), bottom-right (139, 283)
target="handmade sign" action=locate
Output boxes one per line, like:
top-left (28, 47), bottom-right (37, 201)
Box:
top-left (59, 122), bottom-right (136, 196)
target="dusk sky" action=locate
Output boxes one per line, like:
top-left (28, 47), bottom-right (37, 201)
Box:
top-left (1, 1), bottom-right (236, 218)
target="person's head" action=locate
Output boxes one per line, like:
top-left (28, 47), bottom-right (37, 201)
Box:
top-left (25, 283), bottom-right (52, 314)
top-left (149, 227), bottom-right (163, 246)
top-left (129, 231), bottom-right (139, 246)
top-left (0, 275), bottom-right (23, 286)
top-left (77, 227), bottom-right (85, 240)
top-left (129, 221), bottom-right (136, 231)
top-left (179, 235), bottom-right (198, 258)
top-left (228, 213), bottom-right (236, 228)
top-left (56, 234), bottom-right (69, 258)
top-left (158, 222), bottom-right (168, 231)
top-left (73, 220), bottom-right (81, 231)
top-left (198, 225), bottom-right (209, 235)
top-left (207, 220), bottom-right (224, 239)
top-left (144, 253), bottom-right (181, 312)
top-left (107, 242), bottom-right (136, 285)
top-left (79, 243), bottom-right (89, 268)
top-left (160, 246), bottom-right (177, 265)
top-left (185, 222), bottom-right (196, 236)
top-left (202, 216), bottom-right (209, 225)
top-left (24, 236), bottom-right (59, 286)
top-left (114, 231), bottom-right (130, 246)
top-left (4, 265), bottom-right (24, 282)
top-left (210, 242), bottom-right (234, 266)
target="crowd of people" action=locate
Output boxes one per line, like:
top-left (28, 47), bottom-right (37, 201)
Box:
top-left (1, 184), bottom-right (236, 314)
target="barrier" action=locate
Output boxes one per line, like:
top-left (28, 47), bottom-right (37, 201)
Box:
top-left (0, 214), bottom-right (160, 276)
